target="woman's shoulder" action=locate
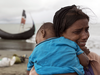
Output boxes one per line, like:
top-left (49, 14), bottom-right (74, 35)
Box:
top-left (88, 51), bottom-right (100, 61)
top-left (88, 51), bottom-right (99, 56)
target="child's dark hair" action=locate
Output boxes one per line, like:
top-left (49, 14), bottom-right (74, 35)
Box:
top-left (53, 5), bottom-right (89, 37)
top-left (39, 22), bottom-right (53, 30)
top-left (37, 22), bottom-right (54, 34)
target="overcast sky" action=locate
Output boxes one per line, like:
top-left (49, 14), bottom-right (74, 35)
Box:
top-left (0, 0), bottom-right (100, 24)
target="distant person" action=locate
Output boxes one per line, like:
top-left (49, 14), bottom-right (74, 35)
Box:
top-left (27, 22), bottom-right (89, 75)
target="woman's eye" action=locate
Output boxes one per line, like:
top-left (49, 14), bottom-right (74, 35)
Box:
top-left (73, 31), bottom-right (81, 34)
top-left (85, 28), bottom-right (89, 32)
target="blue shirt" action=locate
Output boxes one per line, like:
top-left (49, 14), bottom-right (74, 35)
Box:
top-left (27, 37), bottom-right (84, 75)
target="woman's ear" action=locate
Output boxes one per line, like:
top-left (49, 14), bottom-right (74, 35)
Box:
top-left (41, 29), bottom-right (46, 38)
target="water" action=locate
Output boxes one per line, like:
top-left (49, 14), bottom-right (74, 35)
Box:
top-left (0, 23), bottom-right (34, 33)
top-left (89, 23), bottom-right (100, 36)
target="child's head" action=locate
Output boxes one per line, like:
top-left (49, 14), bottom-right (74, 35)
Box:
top-left (36, 22), bottom-right (55, 44)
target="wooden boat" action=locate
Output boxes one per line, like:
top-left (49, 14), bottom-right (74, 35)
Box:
top-left (0, 10), bottom-right (35, 40)
top-left (0, 22), bottom-right (35, 40)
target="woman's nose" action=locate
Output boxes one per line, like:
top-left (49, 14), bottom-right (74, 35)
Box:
top-left (81, 31), bottom-right (89, 40)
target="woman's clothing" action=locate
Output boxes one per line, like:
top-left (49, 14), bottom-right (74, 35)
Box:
top-left (87, 52), bottom-right (100, 75)
top-left (84, 63), bottom-right (94, 75)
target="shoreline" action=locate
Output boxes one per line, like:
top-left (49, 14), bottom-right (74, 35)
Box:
top-left (0, 39), bottom-right (36, 51)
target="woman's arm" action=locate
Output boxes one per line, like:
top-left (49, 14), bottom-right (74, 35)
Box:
top-left (29, 67), bottom-right (78, 75)
top-left (54, 73), bottom-right (78, 75)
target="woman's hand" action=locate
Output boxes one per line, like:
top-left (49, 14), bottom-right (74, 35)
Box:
top-left (80, 47), bottom-right (90, 55)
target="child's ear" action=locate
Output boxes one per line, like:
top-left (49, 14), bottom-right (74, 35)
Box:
top-left (41, 29), bottom-right (46, 38)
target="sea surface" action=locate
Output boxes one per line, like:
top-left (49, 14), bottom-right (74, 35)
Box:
top-left (0, 23), bottom-right (37, 33)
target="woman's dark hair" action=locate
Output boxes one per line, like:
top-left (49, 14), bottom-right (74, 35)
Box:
top-left (53, 5), bottom-right (89, 37)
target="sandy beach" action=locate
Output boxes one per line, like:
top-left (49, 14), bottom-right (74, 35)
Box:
top-left (0, 39), bottom-right (34, 75)
top-left (0, 50), bottom-right (33, 75)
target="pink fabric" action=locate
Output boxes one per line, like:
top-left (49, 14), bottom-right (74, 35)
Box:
top-left (88, 52), bottom-right (100, 75)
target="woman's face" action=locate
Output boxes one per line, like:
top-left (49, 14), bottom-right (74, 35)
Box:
top-left (62, 19), bottom-right (89, 49)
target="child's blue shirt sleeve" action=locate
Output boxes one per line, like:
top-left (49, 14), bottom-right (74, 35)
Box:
top-left (27, 49), bottom-right (37, 71)
top-left (27, 54), bottom-right (34, 71)
top-left (76, 45), bottom-right (84, 55)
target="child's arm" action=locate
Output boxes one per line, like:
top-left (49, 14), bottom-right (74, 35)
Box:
top-left (29, 66), bottom-right (39, 75)
top-left (27, 56), bottom-right (34, 72)
top-left (27, 51), bottom-right (35, 75)
top-left (78, 52), bottom-right (89, 67)
top-left (27, 71), bottom-right (30, 75)
top-left (83, 46), bottom-right (100, 63)
top-left (77, 47), bottom-right (89, 67)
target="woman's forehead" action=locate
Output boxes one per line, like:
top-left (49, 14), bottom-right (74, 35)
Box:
top-left (69, 19), bottom-right (89, 28)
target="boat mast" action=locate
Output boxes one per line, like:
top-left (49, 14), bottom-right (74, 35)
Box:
top-left (19, 10), bottom-right (26, 32)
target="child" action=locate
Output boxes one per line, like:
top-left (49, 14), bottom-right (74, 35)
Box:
top-left (27, 22), bottom-right (89, 75)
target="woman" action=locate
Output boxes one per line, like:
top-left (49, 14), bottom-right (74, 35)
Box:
top-left (53, 5), bottom-right (100, 75)
top-left (29, 5), bottom-right (100, 75)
